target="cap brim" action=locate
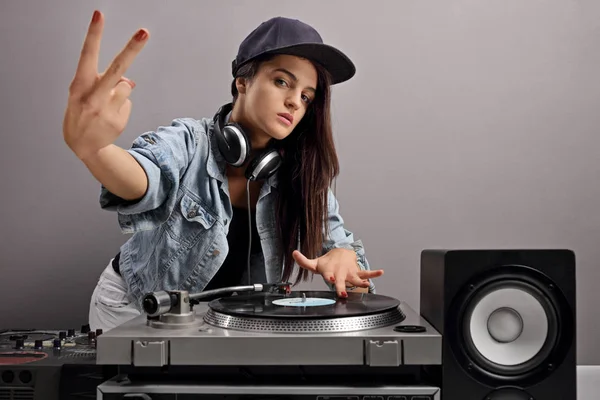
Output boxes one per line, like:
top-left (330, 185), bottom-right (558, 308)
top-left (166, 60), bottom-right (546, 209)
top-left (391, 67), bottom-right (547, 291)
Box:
top-left (261, 43), bottom-right (356, 85)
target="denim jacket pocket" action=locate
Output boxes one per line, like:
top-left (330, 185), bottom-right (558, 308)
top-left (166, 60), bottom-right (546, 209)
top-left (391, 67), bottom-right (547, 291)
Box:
top-left (180, 194), bottom-right (216, 228)
top-left (165, 192), bottom-right (217, 246)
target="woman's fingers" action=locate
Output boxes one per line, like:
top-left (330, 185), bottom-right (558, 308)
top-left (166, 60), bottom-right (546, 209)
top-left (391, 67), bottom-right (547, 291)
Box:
top-left (70, 10), bottom-right (105, 95)
top-left (111, 77), bottom-right (135, 109)
top-left (357, 269), bottom-right (384, 279)
top-left (94, 28), bottom-right (149, 98)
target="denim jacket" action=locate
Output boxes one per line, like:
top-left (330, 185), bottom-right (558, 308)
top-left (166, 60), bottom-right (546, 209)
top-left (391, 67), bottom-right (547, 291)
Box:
top-left (99, 116), bottom-right (374, 309)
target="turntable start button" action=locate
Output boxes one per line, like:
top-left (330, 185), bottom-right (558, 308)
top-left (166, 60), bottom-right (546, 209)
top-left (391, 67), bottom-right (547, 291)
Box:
top-left (316, 397), bottom-right (358, 400)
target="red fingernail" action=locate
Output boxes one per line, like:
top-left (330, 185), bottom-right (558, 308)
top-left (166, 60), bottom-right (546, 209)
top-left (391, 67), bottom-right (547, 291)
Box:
top-left (135, 30), bottom-right (148, 41)
top-left (92, 10), bottom-right (100, 23)
top-left (342, 292), bottom-right (347, 297)
top-left (329, 277), bottom-right (335, 282)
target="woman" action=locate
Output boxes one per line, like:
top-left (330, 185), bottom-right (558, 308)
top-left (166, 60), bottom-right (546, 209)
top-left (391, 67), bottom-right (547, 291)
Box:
top-left (63, 10), bottom-right (384, 331)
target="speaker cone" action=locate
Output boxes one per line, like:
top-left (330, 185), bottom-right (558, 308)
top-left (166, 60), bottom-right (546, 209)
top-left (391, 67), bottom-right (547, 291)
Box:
top-left (448, 265), bottom-right (573, 386)
top-left (464, 280), bottom-right (558, 372)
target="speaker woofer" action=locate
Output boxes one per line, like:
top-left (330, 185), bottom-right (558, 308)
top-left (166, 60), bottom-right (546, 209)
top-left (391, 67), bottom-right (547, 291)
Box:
top-left (448, 264), bottom-right (573, 386)
top-left (463, 280), bottom-right (558, 372)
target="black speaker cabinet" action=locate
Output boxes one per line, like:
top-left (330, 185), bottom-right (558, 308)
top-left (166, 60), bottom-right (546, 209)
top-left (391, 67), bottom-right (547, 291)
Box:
top-left (420, 249), bottom-right (576, 400)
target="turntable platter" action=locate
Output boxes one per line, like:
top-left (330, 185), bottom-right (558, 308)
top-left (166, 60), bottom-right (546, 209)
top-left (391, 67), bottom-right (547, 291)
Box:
top-left (208, 291), bottom-right (400, 318)
top-left (203, 291), bottom-right (406, 333)
top-left (0, 331), bottom-right (56, 345)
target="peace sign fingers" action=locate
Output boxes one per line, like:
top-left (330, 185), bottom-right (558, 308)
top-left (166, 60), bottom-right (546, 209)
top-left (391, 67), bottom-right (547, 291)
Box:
top-left (94, 27), bottom-right (149, 98)
top-left (69, 10), bottom-right (105, 96)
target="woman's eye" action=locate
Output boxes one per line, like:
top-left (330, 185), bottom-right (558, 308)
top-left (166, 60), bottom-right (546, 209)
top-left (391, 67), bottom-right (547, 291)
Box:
top-left (275, 78), bottom-right (288, 87)
top-left (302, 94), bottom-right (311, 104)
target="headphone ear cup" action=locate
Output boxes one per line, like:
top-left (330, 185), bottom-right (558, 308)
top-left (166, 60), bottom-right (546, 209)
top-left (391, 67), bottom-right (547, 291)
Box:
top-left (245, 149), bottom-right (282, 181)
top-left (220, 122), bottom-right (251, 167)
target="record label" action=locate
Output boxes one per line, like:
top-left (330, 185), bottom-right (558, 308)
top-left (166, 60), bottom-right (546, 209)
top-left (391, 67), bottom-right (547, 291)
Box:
top-left (272, 297), bottom-right (336, 307)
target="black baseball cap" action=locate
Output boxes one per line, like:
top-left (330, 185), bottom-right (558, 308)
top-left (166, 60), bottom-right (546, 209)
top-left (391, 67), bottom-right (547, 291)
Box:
top-left (231, 17), bottom-right (356, 85)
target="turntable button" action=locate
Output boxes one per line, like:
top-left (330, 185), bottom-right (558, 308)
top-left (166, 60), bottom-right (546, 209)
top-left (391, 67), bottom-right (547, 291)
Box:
top-left (1, 370), bottom-right (15, 383)
top-left (19, 370), bottom-right (32, 384)
top-left (316, 397), bottom-right (359, 400)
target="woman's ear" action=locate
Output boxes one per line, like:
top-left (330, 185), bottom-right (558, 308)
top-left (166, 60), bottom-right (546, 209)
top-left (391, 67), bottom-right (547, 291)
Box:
top-left (235, 77), bottom-right (247, 94)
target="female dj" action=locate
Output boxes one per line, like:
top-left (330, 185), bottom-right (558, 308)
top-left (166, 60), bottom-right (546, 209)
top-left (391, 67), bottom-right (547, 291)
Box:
top-left (63, 10), bottom-right (384, 331)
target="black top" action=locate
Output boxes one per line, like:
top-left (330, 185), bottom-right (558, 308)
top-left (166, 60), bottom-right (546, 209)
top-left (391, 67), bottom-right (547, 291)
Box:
top-left (112, 206), bottom-right (262, 296)
top-left (203, 206), bottom-right (261, 292)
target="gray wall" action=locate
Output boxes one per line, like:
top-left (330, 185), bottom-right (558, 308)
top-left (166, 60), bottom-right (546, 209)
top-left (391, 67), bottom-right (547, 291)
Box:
top-left (0, 0), bottom-right (598, 364)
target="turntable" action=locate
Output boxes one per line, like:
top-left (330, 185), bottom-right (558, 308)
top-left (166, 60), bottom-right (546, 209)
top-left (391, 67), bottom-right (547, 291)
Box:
top-left (96, 283), bottom-right (442, 399)
top-left (0, 326), bottom-right (115, 400)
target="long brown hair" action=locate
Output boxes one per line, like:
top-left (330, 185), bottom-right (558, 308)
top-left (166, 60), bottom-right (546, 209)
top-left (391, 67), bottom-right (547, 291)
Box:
top-left (231, 54), bottom-right (338, 285)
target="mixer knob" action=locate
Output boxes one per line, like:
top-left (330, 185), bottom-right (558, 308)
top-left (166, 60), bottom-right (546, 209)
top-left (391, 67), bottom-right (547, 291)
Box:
top-left (96, 329), bottom-right (103, 336)
top-left (15, 338), bottom-right (24, 350)
top-left (68, 329), bottom-right (76, 337)
top-left (81, 324), bottom-right (90, 334)
top-left (59, 331), bottom-right (67, 340)
top-left (53, 338), bottom-right (61, 349)
top-left (88, 331), bottom-right (96, 344)
top-left (34, 340), bottom-right (43, 350)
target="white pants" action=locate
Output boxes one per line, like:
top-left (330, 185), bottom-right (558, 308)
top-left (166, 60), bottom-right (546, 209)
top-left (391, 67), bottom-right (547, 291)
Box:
top-left (88, 259), bottom-right (141, 332)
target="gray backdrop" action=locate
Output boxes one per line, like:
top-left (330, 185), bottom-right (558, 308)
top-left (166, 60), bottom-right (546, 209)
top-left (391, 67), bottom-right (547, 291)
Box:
top-left (1, 0), bottom-right (598, 365)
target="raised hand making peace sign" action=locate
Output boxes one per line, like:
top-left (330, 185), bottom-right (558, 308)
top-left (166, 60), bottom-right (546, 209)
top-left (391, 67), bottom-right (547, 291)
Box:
top-left (63, 10), bottom-right (149, 162)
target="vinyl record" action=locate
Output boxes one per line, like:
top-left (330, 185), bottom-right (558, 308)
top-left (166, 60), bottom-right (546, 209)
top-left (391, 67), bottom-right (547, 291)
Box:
top-left (0, 331), bottom-right (56, 346)
top-left (207, 290), bottom-right (400, 319)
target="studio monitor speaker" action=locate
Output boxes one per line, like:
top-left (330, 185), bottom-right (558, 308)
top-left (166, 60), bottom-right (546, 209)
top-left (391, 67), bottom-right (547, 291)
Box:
top-left (420, 249), bottom-right (576, 400)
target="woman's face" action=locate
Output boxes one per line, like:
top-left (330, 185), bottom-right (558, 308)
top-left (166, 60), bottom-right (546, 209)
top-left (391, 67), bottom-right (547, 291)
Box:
top-left (235, 54), bottom-right (318, 148)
